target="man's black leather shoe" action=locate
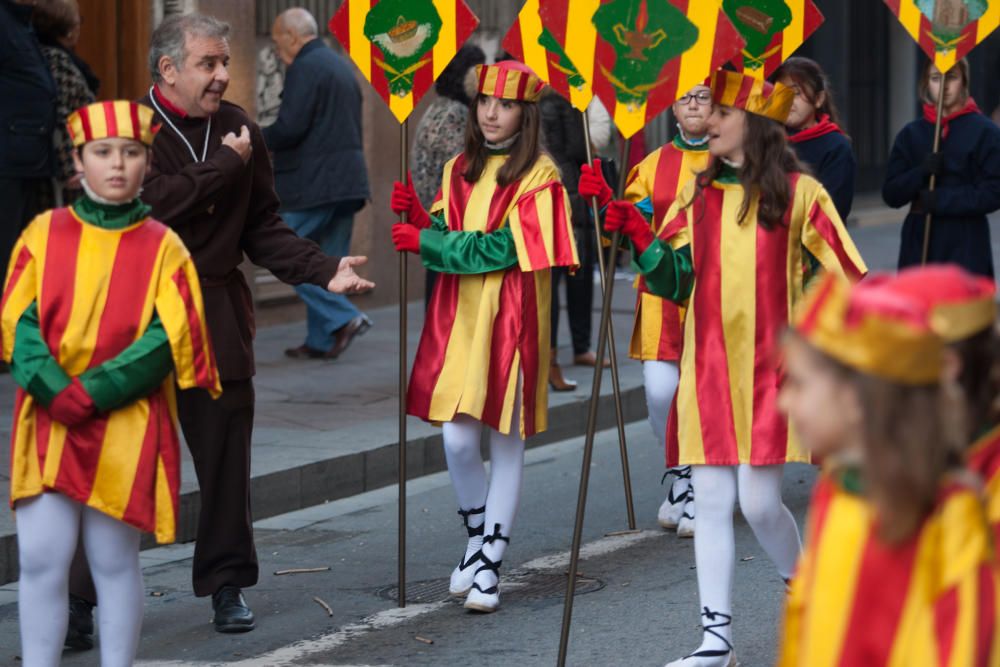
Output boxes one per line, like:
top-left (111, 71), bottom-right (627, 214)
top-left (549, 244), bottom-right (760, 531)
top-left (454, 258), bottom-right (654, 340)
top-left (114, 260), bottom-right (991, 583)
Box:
top-left (65, 594), bottom-right (95, 650)
top-left (212, 585), bottom-right (256, 633)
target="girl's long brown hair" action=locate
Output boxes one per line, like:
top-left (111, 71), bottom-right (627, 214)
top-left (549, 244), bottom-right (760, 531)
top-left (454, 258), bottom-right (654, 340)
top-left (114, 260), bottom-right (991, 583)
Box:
top-left (462, 95), bottom-right (542, 187)
top-left (686, 112), bottom-right (805, 230)
top-left (954, 327), bottom-right (1000, 442)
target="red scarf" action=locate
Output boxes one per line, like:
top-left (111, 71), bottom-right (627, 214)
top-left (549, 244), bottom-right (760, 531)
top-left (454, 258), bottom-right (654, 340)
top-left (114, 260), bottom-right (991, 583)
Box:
top-left (153, 84), bottom-right (189, 118)
top-left (922, 98), bottom-right (981, 139)
top-left (788, 114), bottom-right (842, 144)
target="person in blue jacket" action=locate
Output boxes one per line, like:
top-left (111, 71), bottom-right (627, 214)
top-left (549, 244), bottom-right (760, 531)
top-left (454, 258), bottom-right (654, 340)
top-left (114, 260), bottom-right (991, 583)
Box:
top-left (774, 56), bottom-right (856, 221)
top-left (883, 58), bottom-right (1000, 278)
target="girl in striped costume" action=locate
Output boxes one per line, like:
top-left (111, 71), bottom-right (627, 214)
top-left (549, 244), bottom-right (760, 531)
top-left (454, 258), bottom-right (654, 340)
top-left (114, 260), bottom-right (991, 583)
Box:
top-left (603, 71), bottom-right (865, 666)
top-left (3, 101), bottom-right (220, 666)
top-left (391, 61), bottom-right (578, 613)
top-left (778, 272), bottom-right (998, 667)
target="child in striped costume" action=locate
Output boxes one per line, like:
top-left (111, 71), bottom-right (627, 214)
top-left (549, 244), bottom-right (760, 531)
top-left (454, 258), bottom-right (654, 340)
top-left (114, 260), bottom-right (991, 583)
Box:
top-left (3, 101), bottom-right (220, 666)
top-left (778, 272), bottom-right (998, 666)
top-left (391, 61), bottom-right (578, 613)
top-left (603, 70), bottom-right (866, 666)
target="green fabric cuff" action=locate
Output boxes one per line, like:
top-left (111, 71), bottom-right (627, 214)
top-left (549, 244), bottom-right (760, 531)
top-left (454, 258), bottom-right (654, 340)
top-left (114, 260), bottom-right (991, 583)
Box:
top-left (635, 241), bottom-right (694, 302)
top-left (420, 229), bottom-right (445, 269)
top-left (79, 313), bottom-right (174, 412)
top-left (429, 212), bottom-right (448, 233)
top-left (10, 302), bottom-right (71, 406)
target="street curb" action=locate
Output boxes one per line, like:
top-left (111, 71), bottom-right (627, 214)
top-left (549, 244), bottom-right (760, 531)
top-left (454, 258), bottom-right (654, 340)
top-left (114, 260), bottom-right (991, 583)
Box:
top-left (0, 385), bottom-right (648, 585)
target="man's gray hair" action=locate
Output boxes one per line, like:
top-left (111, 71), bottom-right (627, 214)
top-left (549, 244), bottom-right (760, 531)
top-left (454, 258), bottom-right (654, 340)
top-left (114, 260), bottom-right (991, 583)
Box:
top-left (278, 8), bottom-right (319, 38)
top-left (149, 13), bottom-right (231, 83)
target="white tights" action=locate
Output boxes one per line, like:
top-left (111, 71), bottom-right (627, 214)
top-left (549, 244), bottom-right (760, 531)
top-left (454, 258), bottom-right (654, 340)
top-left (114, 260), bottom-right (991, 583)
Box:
top-left (642, 361), bottom-right (679, 445)
top-left (16, 492), bottom-right (143, 667)
top-left (689, 465), bottom-right (801, 654)
top-left (441, 413), bottom-right (525, 584)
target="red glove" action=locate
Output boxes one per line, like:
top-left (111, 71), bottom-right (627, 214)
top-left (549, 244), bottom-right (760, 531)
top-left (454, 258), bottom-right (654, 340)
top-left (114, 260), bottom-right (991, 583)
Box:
top-left (48, 378), bottom-right (96, 427)
top-left (578, 158), bottom-right (613, 208)
top-left (390, 175), bottom-right (431, 229)
top-left (392, 224), bottom-right (421, 254)
top-left (604, 200), bottom-right (655, 254)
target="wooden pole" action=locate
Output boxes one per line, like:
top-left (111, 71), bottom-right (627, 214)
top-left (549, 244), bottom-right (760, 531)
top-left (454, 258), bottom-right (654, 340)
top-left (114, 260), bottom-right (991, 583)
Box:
top-left (580, 109), bottom-right (635, 531)
top-left (921, 83), bottom-right (946, 264)
top-left (398, 119), bottom-right (409, 607)
top-left (557, 136), bottom-right (632, 667)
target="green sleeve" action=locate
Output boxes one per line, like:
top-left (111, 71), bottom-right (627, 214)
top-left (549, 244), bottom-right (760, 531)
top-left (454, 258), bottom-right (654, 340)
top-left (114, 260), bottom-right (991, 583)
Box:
top-left (633, 240), bottom-right (695, 302)
top-left (429, 212), bottom-right (448, 233)
top-left (10, 302), bottom-right (72, 407)
top-left (79, 312), bottom-right (175, 412)
top-left (419, 225), bottom-right (519, 275)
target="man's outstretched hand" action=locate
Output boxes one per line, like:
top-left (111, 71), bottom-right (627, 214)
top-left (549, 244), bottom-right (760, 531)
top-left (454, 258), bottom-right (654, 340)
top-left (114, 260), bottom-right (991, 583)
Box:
top-left (328, 256), bottom-right (375, 294)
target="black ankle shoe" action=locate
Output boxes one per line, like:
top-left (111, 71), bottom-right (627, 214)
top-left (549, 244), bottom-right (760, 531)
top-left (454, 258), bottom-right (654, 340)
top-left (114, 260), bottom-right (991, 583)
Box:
top-left (212, 586), bottom-right (256, 633)
top-left (65, 594), bottom-right (95, 650)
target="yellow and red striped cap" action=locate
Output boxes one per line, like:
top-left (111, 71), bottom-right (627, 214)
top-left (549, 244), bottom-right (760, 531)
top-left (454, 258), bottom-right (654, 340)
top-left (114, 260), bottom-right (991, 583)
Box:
top-left (793, 272), bottom-right (943, 385)
top-left (887, 265), bottom-right (996, 343)
top-left (67, 101), bottom-right (159, 147)
top-left (475, 60), bottom-right (546, 103)
top-left (709, 69), bottom-right (795, 124)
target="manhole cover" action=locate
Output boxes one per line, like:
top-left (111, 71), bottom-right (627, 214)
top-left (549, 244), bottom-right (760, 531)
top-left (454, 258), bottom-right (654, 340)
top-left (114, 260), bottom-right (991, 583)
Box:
top-left (376, 572), bottom-right (604, 603)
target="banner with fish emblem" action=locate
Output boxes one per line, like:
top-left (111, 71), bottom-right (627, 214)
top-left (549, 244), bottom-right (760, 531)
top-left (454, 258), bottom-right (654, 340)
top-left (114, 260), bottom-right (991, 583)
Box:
top-left (723, 0), bottom-right (824, 78)
top-left (585, 0), bottom-right (745, 139)
top-left (328, 0), bottom-right (479, 123)
top-left (884, 0), bottom-right (999, 73)
top-left (503, 0), bottom-right (600, 111)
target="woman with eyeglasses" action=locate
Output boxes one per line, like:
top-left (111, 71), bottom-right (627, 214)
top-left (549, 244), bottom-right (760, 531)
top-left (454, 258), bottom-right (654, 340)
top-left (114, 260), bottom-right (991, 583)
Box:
top-left (579, 85), bottom-right (712, 538)
top-left (774, 57), bottom-right (856, 222)
top-left (883, 58), bottom-right (1000, 278)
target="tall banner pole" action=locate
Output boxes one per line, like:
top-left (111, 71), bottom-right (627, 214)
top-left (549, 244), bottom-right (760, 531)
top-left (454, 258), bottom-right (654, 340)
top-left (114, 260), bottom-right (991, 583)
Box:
top-left (878, 1), bottom-right (1000, 262)
top-left (397, 120), bottom-right (409, 607)
top-left (329, 0), bottom-right (480, 612)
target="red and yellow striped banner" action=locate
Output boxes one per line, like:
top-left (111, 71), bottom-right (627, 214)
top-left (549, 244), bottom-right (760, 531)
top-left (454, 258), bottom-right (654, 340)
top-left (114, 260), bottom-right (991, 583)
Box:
top-left (723, 0), bottom-right (824, 79)
top-left (587, 0), bottom-right (745, 139)
top-left (328, 0), bottom-right (479, 123)
top-left (503, 0), bottom-right (600, 112)
top-left (884, 0), bottom-right (1000, 73)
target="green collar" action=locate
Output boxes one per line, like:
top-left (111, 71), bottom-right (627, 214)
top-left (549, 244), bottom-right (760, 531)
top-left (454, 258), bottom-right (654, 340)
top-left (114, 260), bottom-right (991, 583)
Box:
top-left (487, 147), bottom-right (511, 156)
top-left (716, 162), bottom-right (741, 185)
top-left (835, 465), bottom-right (865, 495)
top-left (672, 133), bottom-right (709, 152)
top-left (71, 195), bottom-right (151, 230)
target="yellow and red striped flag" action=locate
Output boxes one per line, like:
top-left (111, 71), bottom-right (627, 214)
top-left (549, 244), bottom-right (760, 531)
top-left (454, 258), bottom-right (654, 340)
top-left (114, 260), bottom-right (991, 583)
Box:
top-left (722, 0), bottom-right (824, 79)
top-left (884, 0), bottom-right (1000, 73)
top-left (328, 0), bottom-right (479, 123)
top-left (502, 0), bottom-right (600, 112)
top-left (587, 0), bottom-right (745, 139)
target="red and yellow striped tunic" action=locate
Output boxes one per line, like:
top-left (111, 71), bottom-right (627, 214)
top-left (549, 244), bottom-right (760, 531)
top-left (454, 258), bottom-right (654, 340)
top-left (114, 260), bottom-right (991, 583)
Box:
top-left (778, 473), bottom-right (1000, 667)
top-left (967, 424), bottom-right (1000, 547)
top-left (2, 207), bottom-right (220, 543)
top-left (407, 153), bottom-right (578, 438)
top-left (624, 139), bottom-right (709, 361)
top-left (658, 174), bottom-right (865, 465)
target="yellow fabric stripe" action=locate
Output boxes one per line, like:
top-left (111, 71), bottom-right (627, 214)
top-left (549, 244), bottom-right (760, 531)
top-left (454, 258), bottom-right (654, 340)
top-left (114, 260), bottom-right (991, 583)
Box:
top-left (500, 349), bottom-right (520, 436)
top-left (138, 104), bottom-right (157, 145)
top-left (519, 0), bottom-right (550, 84)
top-left (453, 272), bottom-right (504, 418)
top-left (113, 101), bottom-right (134, 141)
top-left (719, 187), bottom-right (756, 462)
top-left (533, 271), bottom-right (552, 433)
top-left (803, 491), bottom-right (870, 667)
top-left (783, 0), bottom-right (806, 60)
top-left (798, 176), bottom-right (868, 281)
top-left (88, 103), bottom-right (108, 141)
top-left (979, 2), bottom-right (1000, 43)
top-left (614, 101), bottom-right (646, 140)
top-left (678, 3), bottom-right (720, 98)
top-left (480, 67), bottom-right (499, 97)
top-left (508, 206), bottom-right (530, 270)
top-left (9, 397), bottom-right (42, 500)
top-left (936, 49), bottom-right (957, 74)
top-left (155, 455), bottom-right (175, 543)
top-left (349, 0), bottom-right (370, 82)
top-left (564, 0), bottom-right (599, 110)
top-left (39, 422), bottom-right (68, 486)
top-left (887, 532), bottom-right (936, 665)
top-left (898, 0), bottom-right (923, 42)
top-left (388, 93), bottom-right (414, 124)
top-left (432, 0), bottom-right (455, 80)
top-left (67, 111), bottom-right (86, 146)
top-left (534, 187), bottom-right (556, 266)
top-left (59, 224), bottom-right (121, 375)
top-left (88, 407), bottom-right (148, 516)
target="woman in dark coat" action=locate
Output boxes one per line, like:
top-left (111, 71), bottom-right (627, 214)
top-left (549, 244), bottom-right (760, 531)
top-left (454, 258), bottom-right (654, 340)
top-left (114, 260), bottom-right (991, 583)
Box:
top-left (774, 56), bottom-right (856, 222)
top-left (883, 58), bottom-right (1000, 278)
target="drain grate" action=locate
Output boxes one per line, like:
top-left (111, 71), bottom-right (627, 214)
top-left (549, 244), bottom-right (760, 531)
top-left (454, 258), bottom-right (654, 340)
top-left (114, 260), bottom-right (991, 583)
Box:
top-left (376, 572), bottom-right (604, 603)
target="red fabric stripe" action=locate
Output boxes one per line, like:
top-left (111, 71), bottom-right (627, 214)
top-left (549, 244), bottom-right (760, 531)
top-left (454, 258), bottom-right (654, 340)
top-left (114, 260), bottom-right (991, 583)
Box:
top-left (368, 0), bottom-right (390, 104)
top-left (413, 51), bottom-right (433, 106)
top-left (1, 244), bottom-right (34, 350)
top-left (976, 565), bottom-right (995, 667)
top-left (486, 173), bottom-right (522, 233)
top-left (645, 2), bottom-right (685, 118)
top-left (750, 202), bottom-right (791, 464)
top-left (407, 273), bottom-right (461, 419)
top-left (102, 101), bottom-right (118, 138)
top-left (501, 18), bottom-right (523, 60)
top-left (655, 303), bottom-right (681, 360)
top-left (807, 199), bottom-right (864, 281)
top-left (547, 183), bottom-right (576, 266)
top-left (652, 146), bottom-right (683, 225)
top-left (494, 66), bottom-right (509, 99)
top-left (448, 154), bottom-right (477, 232)
top-left (520, 273), bottom-right (540, 436)
top-left (52, 416), bottom-right (111, 504)
top-left (691, 189), bottom-right (740, 463)
top-left (835, 529), bottom-right (918, 665)
top-left (665, 393), bottom-right (680, 466)
top-left (934, 587), bottom-right (960, 666)
top-left (129, 102), bottom-right (141, 142)
top-left (969, 434), bottom-right (1000, 480)
top-left (515, 69), bottom-right (529, 100)
top-left (34, 403), bottom-right (52, 473)
top-left (79, 105), bottom-right (93, 143)
top-left (172, 267), bottom-right (215, 388)
top-left (592, 26), bottom-right (619, 124)
top-left (39, 209), bottom-right (81, 357)
top-left (88, 223), bottom-right (164, 368)
top-left (121, 391), bottom-right (171, 533)
top-left (480, 270), bottom-right (524, 432)
top-left (734, 75), bottom-right (756, 109)
top-left (516, 191), bottom-right (550, 270)
top-left (328, 3), bottom-right (349, 51)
